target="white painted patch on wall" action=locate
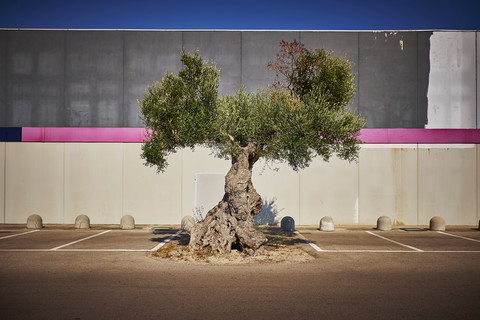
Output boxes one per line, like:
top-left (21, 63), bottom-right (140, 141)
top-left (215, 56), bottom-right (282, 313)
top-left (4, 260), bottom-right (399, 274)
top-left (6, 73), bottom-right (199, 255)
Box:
top-left (194, 173), bottom-right (225, 219)
top-left (426, 32), bottom-right (477, 128)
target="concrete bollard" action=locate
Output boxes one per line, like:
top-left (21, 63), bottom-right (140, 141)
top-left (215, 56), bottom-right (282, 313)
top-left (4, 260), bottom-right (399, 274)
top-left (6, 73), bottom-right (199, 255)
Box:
top-left (181, 216), bottom-right (195, 232)
top-left (319, 216), bottom-right (335, 232)
top-left (75, 215), bottom-right (90, 229)
top-left (27, 214), bottom-right (43, 229)
top-left (281, 216), bottom-right (295, 232)
top-left (377, 216), bottom-right (392, 231)
top-left (120, 215), bottom-right (135, 230)
top-left (430, 216), bottom-right (445, 231)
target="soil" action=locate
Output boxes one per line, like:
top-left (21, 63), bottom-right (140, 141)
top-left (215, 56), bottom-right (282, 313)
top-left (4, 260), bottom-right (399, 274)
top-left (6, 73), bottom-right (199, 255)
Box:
top-left (150, 228), bottom-right (315, 265)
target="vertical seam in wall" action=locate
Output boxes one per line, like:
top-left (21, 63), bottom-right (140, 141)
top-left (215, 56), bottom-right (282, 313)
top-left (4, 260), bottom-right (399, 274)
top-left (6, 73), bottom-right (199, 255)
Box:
top-left (357, 32), bottom-right (361, 116)
top-left (416, 32), bottom-right (419, 127)
top-left (122, 31), bottom-right (126, 127)
top-left (3, 143), bottom-right (6, 223)
top-left (4, 31), bottom-right (9, 125)
top-left (182, 31), bottom-right (184, 51)
top-left (122, 143), bottom-right (125, 218)
top-left (298, 171), bottom-right (301, 225)
top-left (357, 149), bottom-right (360, 224)
top-left (63, 30), bottom-right (67, 126)
top-left (240, 31), bottom-right (243, 86)
top-left (416, 144), bottom-right (419, 225)
top-left (62, 143), bottom-right (66, 224)
top-left (2, 31), bottom-right (7, 126)
top-left (180, 149), bottom-right (183, 219)
top-left (476, 143), bottom-right (479, 223)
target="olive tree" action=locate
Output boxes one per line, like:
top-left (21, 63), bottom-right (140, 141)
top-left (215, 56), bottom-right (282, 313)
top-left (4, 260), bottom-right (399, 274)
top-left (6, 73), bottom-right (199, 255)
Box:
top-left (140, 40), bottom-right (365, 255)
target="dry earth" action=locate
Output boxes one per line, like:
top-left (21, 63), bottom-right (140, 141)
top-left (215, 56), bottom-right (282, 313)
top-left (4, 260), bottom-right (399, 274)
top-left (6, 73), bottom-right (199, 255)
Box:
top-left (150, 228), bottom-right (315, 265)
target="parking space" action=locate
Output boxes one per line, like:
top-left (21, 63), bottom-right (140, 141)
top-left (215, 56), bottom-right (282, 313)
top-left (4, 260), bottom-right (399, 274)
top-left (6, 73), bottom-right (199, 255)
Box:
top-left (440, 230), bottom-right (480, 241)
top-left (298, 231), bottom-right (407, 251)
top-left (298, 229), bottom-right (480, 253)
top-left (1, 226), bottom-right (478, 320)
top-left (370, 231), bottom-right (480, 252)
top-left (0, 227), bottom-right (479, 254)
top-left (0, 228), bottom-right (181, 252)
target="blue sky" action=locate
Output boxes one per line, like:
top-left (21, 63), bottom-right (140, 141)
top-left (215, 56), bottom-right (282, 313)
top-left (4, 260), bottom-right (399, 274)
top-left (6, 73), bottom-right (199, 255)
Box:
top-left (0, 0), bottom-right (479, 30)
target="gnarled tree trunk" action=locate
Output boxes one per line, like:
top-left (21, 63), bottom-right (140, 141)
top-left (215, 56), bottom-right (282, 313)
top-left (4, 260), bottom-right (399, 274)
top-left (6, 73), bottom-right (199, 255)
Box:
top-left (189, 142), bottom-right (267, 255)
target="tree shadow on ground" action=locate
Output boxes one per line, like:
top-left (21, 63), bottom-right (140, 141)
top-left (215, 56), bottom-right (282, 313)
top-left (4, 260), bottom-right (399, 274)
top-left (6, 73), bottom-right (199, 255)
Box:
top-left (150, 228), bottom-right (185, 243)
top-left (149, 227), bottom-right (311, 250)
top-left (258, 227), bottom-right (311, 247)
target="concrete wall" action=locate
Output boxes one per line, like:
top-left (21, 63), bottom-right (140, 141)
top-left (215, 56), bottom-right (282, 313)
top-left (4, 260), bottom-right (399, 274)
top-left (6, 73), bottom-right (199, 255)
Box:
top-left (1, 30), bottom-right (477, 129)
top-left (0, 30), bottom-right (479, 226)
top-left (1, 142), bottom-right (478, 226)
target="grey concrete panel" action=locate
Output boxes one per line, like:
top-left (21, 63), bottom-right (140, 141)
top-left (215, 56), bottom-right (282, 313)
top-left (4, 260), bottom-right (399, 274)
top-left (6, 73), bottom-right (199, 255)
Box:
top-left (417, 32), bottom-right (432, 128)
top-left (0, 31), bottom-right (6, 126)
top-left (183, 31), bottom-right (241, 95)
top-left (359, 32), bottom-right (419, 128)
top-left (65, 31), bottom-right (123, 127)
top-left (124, 31), bottom-right (182, 127)
top-left (6, 30), bottom-right (65, 126)
top-left (241, 31), bottom-right (300, 92)
top-left (300, 32), bottom-right (359, 112)
top-left (477, 32), bottom-right (479, 129)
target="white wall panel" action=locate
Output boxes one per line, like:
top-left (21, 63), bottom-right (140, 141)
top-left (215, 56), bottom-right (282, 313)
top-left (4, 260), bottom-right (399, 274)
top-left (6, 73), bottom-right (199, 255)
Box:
top-left (181, 147), bottom-right (230, 218)
top-left (64, 143), bottom-right (123, 224)
top-left (5, 143), bottom-right (64, 223)
top-left (123, 144), bottom-right (182, 225)
top-left (194, 173), bottom-right (225, 220)
top-left (359, 145), bottom-right (418, 225)
top-left (253, 161), bottom-right (300, 225)
top-left (299, 156), bottom-right (358, 225)
top-left (418, 144), bottom-right (477, 225)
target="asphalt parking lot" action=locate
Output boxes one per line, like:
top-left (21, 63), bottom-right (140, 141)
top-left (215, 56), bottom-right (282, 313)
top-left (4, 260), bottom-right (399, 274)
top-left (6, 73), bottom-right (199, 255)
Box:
top-left (0, 226), bottom-right (479, 319)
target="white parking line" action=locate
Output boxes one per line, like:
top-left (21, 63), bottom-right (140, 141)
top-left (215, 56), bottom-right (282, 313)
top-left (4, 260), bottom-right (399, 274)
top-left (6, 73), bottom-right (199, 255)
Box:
top-left (0, 230), bottom-right (39, 240)
top-left (295, 231), bottom-right (323, 252)
top-left (1, 249), bottom-right (479, 253)
top-left (310, 250), bottom-right (480, 253)
top-left (51, 230), bottom-right (112, 250)
top-left (436, 231), bottom-right (480, 243)
top-left (150, 230), bottom-right (183, 251)
top-left (366, 231), bottom-right (424, 252)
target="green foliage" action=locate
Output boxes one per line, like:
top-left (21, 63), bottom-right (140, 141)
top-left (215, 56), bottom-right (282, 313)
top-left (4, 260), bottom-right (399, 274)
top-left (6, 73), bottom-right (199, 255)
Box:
top-left (140, 41), bottom-right (365, 173)
top-left (294, 49), bottom-right (356, 108)
top-left (140, 51), bottom-right (219, 172)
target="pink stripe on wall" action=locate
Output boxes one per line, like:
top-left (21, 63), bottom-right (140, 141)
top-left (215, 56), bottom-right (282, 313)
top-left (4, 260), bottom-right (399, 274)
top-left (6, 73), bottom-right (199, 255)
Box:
top-left (359, 129), bottom-right (480, 144)
top-left (21, 127), bottom-right (480, 143)
top-left (22, 127), bottom-right (147, 142)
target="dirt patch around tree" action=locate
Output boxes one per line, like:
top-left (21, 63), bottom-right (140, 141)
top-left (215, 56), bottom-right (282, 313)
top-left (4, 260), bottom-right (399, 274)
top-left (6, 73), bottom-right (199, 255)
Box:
top-left (150, 227), bottom-right (316, 265)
